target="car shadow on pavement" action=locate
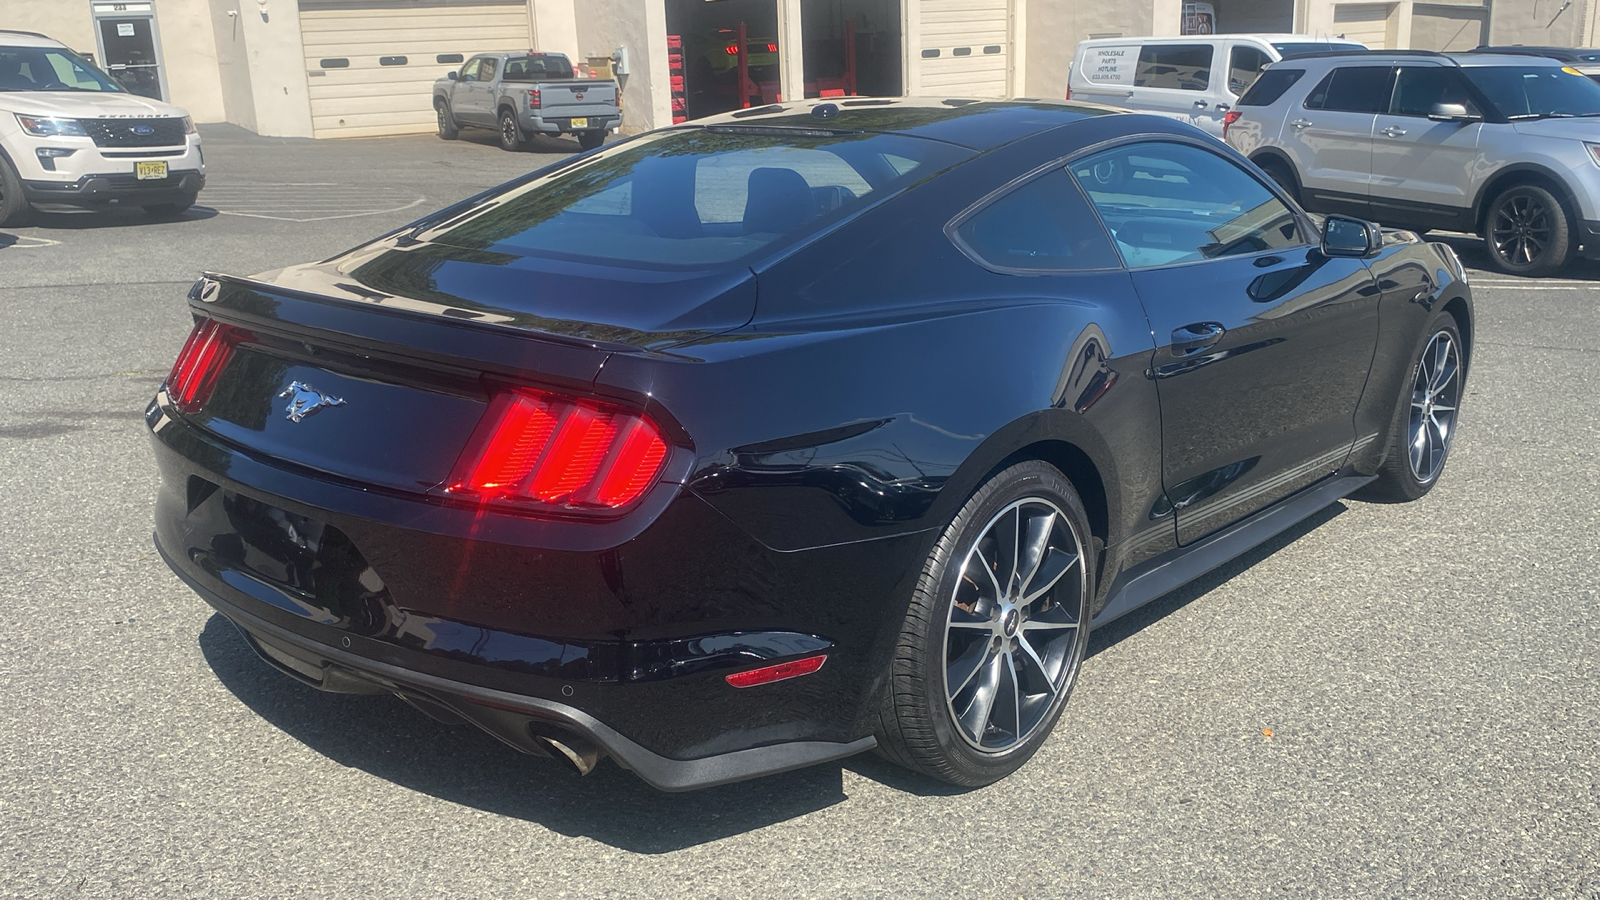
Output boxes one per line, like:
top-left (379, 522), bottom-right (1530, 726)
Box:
top-left (455, 128), bottom-right (587, 155)
top-left (197, 614), bottom-right (847, 852)
top-left (19, 205), bottom-right (219, 230)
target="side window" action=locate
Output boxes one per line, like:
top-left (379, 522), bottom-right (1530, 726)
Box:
top-left (1070, 141), bottom-right (1305, 269)
top-left (1228, 46), bottom-right (1272, 95)
top-left (1304, 66), bottom-right (1394, 112)
top-left (1389, 67), bottom-right (1479, 117)
top-left (459, 58), bottom-right (481, 82)
top-left (479, 58), bottom-right (499, 81)
top-left (954, 169), bottom-right (1121, 272)
top-left (1135, 44), bottom-right (1214, 91)
top-left (1237, 68), bottom-right (1305, 106)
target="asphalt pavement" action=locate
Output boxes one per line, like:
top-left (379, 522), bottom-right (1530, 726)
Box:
top-left (0, 124), bottom-right (1596, 899)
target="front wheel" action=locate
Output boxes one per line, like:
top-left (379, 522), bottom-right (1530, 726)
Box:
top-left (497, 111), bottom-right (524, 151)
top-left (875, 460), bottom-right (1093, 787)
top-left (436, 102), bottom-right (459, 140)
top-left (577, 130), bottom-right (605, 151)
top-left (1484, 183), bottom-right (1573, 276)
top-left (1359, 312), bottom-right (1465, 503)
top-left (0, 155), bottom-right (31, 228)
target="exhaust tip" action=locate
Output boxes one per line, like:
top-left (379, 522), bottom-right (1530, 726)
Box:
top-left (530, 727), bottom-right (601, 777)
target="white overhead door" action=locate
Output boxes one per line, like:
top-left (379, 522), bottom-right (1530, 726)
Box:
top-left (918, 0), bottom-right (1011, 99)
top-left (1332, 3), bottom-right (1393, 49)
top-left (299, 0), bottom-right (531, 139)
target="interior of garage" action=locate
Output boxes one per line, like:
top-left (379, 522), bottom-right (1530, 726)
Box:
top-left (667, 0), bottom-right (902, 120)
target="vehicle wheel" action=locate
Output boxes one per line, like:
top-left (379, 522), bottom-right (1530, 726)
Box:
top-left (0, 155), bottom-right (32, 228)
top-left (436, 102), bottom-right (459, 140)
top-left (143, 197), bottom-right (195, 218)
top-left (578, 131), bottom-right (605, 151)
top-left (1484, 183), bottom-right (1573, 276)
top-left (1257, 158), bottom-right (1301, 206)
top-left (875, 460), bottom-right (1094, 787)
top-left (497, 110), bottom-right (524, 151)
top-left (1359, 312), bottom-right (1465, 503)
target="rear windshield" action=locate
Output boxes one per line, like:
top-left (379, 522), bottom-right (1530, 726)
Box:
top-left (424, 127), bottom-right (972, 267)
top-left (1237, 68), bottom-right (1305, 106)
top-left (1271, 42), bottom-right (1364, 58)
top-left (1462, 65), bottom-right (1600, 118)
top-left (503, 54), bottom-right (574, 81)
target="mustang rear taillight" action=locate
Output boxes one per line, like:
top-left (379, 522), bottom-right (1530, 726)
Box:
top-left (447, 387), bottom-right (670, 512)
top-left (165, 318), bottom-right (250, 414)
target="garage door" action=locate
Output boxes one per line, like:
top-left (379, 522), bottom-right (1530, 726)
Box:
top-left (918, 0), bottom-right (1011, 98)
top-left (1332, 3), bottom-right (1393, 49)
top-left (299, 0), bottom-right (531, 139)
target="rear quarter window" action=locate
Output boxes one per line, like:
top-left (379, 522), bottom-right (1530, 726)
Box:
top-left (1237, 68), bottom-right (1305, 106)
top-left (953, 169), bottom-right (1121, 272)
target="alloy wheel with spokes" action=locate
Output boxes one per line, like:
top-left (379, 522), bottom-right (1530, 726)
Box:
top-left (944, 498), bottom-right (1086, 753)
top-left (1484, 184), bottom-right (1573, 276)
top-left (1407, 330), bottom-right (1460, 484)
top-left (875, 460), bottom-right (1094, 786)
top-left (498, 112), bottom-right (523, 151)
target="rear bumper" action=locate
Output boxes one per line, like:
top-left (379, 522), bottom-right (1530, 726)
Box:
top-left (162, 543), bottom-right (874, 791)
top-left (525, 114), bottom-right (621, 135)
top-left (23, 171), bottom-right (204, 207)
top-left (1581, 220), bottom-right (1600, 257)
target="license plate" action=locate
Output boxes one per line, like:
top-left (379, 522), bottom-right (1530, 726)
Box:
top-left (569, 117), bottom-right (588, 129)
top-left (135, 161), bottom-right (168, 180)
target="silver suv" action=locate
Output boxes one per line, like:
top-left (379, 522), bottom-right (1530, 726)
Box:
top-left (1225, 50), bottom-right (1600, 275)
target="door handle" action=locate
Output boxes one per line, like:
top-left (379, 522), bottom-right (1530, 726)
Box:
top-left (1289, 118), bottom-right (1312, 130)
top-left (1216, 103), bottom-right (1230, 112)
top-left (1380, 126), bottom-right (1408, 137)
top-left (1193, 100), bottom-right (1209, 109)
top-left (1171, 322), bottom-right (1225, 355)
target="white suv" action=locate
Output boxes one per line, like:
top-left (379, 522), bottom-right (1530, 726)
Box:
top-left (0, 30), bottom-right (204, 226)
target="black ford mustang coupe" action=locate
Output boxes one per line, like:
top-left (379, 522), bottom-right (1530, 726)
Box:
top-left (150, 99), bottom-right (1471, 790)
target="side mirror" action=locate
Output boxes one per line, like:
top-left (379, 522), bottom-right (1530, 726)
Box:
top-left (1428, 102), bottom-right (1480, 122)
top-left (447, 70), bottom-right (458, 80)
top-left (1321, 214), bottom-right (1381, 258)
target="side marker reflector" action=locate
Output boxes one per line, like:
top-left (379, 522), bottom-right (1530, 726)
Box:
top-left (724, 654), bottom-right (827, 688)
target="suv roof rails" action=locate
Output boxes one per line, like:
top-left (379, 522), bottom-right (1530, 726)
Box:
top-left (1286, 48), bottom-right (1454, 62)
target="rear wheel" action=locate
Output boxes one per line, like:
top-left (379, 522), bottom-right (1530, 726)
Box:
top-left (1360, 312), bottom-right (1464, 503)
top-left (0, 156), bottom-right (31, 228)
top-left (876, 460), bottom-right (1093, 787)
top-left (1484, 183), bottom-right (1573, 276)
top-left (497, 110), bottom-right (524, 151)
top-left (436, 101), bottom-right (459, 140)
top-left (578, 131), bottom-right (605, 151)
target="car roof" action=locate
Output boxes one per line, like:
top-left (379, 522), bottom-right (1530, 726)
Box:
top-left (1077, 34), bottom-right (1361, 46)
top-left (1467, 45), bottom-right (1600, 60)
top-left (1449, 52), bottom-right (1569, 67)
top-left (0, 30), bottom-right (67, 49)
top-left (685, 97), bottom-right (1120, 152)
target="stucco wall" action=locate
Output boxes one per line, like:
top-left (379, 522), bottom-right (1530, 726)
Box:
top-left (235, 0), bottom-right (313, 137)
top-left (529, 0), bottom-right (580, 57)
top-left (0, 1), bottom-right (96, 52)
top-left (1410, 3), bottom-right (1485, 50)
top-left (208, 0), bottom-right (259, 131)
top-left (575, 0), bottom-right (671, 133)
top-left (1024, 0), bottom-right (1155, 98)
top-left (1487, 0), bottom-right (1588, 47)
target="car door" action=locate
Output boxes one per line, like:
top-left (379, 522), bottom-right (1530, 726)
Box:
top-left (1131, 43), bottom-right (1228, 135)
top-left (453, 57), bottom-right (486, 123)
top-left (1280, 65), bottom-right (1393, 217)
top-left (1071, 139), bottom-right (1382, 545)
top-left (1368, 65), bottom-right (1484, 227)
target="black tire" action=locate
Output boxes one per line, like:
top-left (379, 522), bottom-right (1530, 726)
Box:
top-left (143, 197), bottom-right (195, 218)
top-left (875, 460), bottom-right (1094, 787)
top-left (497, 110), bottom-right (524, 151)
top-left (0, 155), bottom-right (32, 228)
top-left (577, 130), bottom-right (605, 151)
top-left (1483, 183), bottom-right (1574, 276)
top-left (436, 101), bottom-right (459, 140)
top-left (1359, 311), bottom-right (1465, 503)
top-left (1257, 158), bottom-right (1301, 206)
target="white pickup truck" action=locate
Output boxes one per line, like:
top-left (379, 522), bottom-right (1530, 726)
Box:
top-left (433, 52), bottom-right (620, 152)
top-left (0, 29), bottom-right (203, 226)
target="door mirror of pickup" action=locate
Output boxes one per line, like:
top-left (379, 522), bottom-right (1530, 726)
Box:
top-left (447, 70), bottom-right (458, 80)
top-left (1428, 102), bottom-right (1480, 122)
top-left (1321, 214), bottom-right (1381, 258)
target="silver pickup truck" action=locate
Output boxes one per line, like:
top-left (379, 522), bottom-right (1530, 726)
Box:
top-left (433, 52), bottom-right (620, 151)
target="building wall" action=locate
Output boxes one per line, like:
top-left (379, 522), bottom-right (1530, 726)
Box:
top-left (574, 0), bottom-right (671, 133)
top-left (1023, 0), bottom-right (1154, 97)
top-left (208, 0), bottom-right (260, 132)
top-left (529, 0), bottom-right (580, 57)
top-left (1488, 0), bottom-right (1590, 47)
top-left (1410, 2), bottom-right (1485, 50)
top-left (0, 0), bottom-right (225, 121)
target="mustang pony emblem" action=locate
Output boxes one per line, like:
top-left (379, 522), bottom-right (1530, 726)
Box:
top-left (278, 382), bottom-right (345, 423)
